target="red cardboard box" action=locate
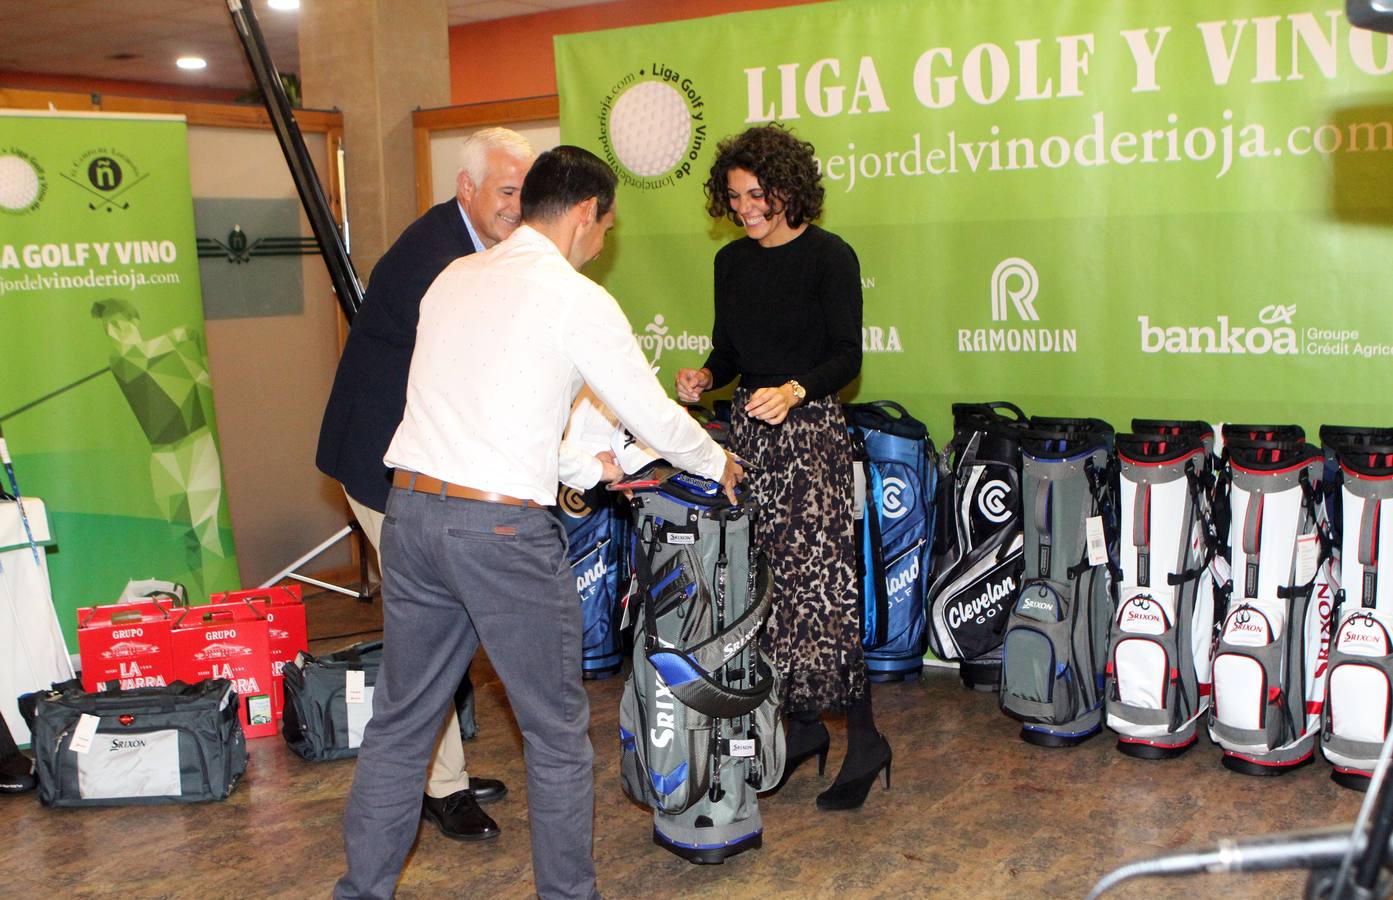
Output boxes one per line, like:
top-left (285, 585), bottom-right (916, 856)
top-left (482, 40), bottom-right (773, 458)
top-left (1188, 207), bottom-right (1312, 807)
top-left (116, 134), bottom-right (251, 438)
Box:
top-left (209, 585), bottom-right (307, 721)
top-left (171, 602), bottom-right (276, 739)
top-left (76, 601), bottom-right (176, 693)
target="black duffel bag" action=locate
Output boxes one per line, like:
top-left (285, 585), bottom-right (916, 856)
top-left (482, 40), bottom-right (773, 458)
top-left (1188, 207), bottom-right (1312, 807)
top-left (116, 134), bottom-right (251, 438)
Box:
top-left (33, 679), bottom-right (246, 807)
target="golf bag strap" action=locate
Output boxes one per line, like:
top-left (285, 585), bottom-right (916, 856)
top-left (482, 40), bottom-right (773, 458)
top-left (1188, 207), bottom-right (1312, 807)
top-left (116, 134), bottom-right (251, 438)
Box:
top-left (1167, 462), bottom-right (1215, 586)
top-left (1242, 493), bottom-right (1263, 599)
top-left (1133, 481), bottom-right (1151, 587)
top-left (1360, 497), bottom-right (1381, 609)
top-left (1035, 479), bottom-right (1053, 576)
top-left (864, 459), bottom-right (890, 647)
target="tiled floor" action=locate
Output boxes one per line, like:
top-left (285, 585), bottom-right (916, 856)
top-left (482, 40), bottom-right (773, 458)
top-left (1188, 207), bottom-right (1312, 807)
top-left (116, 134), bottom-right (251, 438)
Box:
top-left (4, 588), bottom-right (1367, 898)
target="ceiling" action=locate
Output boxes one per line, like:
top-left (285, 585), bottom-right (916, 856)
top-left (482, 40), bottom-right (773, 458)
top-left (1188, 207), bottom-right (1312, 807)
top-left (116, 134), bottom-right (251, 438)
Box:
top-left (0, 0), bottom-right (603, 93)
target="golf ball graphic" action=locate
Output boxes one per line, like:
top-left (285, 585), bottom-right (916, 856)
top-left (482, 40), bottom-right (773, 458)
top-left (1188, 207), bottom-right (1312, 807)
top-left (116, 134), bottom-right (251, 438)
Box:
top-left (610, 81), bottom-right (691, 177)
top-left (0, 154), bottom-right (41, 210)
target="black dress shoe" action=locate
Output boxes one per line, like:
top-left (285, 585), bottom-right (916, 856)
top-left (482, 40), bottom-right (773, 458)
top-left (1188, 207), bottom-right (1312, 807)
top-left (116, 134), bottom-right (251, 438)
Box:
top-left (815, 734), bottom-right (892, 811)
top-left (0, 753), bottom-right (36, 794)
top-left (770, 723), bottom-right (830, 793)
top-left (421, 790), bottom-right (500, 841)
top-left (467, 776), bottom-right (507, 804)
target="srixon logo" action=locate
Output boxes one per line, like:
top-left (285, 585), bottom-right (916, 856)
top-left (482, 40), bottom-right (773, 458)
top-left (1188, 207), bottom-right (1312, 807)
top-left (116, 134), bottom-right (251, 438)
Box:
top-left (108, 738), bottom-right (147, 752)
top-left (947, 576), bottom-right (1015, 629)
top-left (1123, 603), bottom-right (1164, 629)
top-left (649, 676), bottom-right (677, 750)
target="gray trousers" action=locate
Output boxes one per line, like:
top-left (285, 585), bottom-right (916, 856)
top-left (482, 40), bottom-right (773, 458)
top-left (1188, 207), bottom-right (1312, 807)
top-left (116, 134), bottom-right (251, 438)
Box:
top-left (335, 485), bottom-right (598, 900)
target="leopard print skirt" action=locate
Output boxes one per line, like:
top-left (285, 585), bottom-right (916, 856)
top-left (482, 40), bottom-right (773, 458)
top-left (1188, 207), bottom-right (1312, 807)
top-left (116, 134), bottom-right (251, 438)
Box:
top-left (730, 388), bottom-right (866, 714)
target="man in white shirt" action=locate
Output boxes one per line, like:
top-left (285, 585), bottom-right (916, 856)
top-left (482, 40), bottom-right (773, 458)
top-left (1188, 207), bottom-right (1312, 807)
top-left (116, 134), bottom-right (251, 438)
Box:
top-left (335, 146), bottom-right (742, 900)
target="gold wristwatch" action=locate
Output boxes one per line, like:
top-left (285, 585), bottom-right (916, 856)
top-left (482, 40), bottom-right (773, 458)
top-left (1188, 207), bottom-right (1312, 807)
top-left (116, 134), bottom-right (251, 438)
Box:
top-left (786, 380), bottom-right (807, 406)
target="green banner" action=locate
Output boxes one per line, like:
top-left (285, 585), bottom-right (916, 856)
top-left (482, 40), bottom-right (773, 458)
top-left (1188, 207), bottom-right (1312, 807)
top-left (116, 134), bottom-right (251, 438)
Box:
top-left (0, 111), bottom-right (238, 649)
top-left (557, 0), bottom-right (1393, 440)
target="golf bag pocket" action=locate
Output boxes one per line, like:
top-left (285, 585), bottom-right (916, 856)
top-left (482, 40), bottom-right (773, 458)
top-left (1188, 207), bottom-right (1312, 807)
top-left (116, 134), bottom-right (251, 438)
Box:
top-left (1323, 611), bottom-right (1393, 775)
top-left (1107, 588), bottom-right (1181, 733)
top-left (1211, 604), bottom-right (1287, 748)
top-left (618, 672), bottom-right (710, 814)
top-left (34, 679), bottom-right (246, 807)
top-left (1001, 581), bottom-right (1076, 724)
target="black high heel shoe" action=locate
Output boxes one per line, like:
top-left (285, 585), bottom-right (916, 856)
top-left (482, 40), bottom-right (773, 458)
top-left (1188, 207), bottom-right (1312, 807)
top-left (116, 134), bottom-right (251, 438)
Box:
top-left (770, 722), bottom-right (831, 792)
top-left (815, 735), bottom-right (892, 811)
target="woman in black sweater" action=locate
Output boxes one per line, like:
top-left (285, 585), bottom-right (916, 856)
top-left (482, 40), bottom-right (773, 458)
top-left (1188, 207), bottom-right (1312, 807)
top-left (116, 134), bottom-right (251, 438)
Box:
top-left (675, 124), bottom-right (889, 811)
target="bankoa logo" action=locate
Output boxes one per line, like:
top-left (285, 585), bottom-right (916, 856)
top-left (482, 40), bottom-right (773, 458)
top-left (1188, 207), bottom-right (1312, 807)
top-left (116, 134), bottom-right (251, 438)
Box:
top-left (1138, 304), bottom-right (1298, 355)
top-left (959, 258), bottom-right (1077, 353)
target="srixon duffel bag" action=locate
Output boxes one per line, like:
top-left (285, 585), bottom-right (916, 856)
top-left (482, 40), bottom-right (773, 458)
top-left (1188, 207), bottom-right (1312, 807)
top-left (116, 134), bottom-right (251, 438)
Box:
top-left (281, 640), bottom-right (383, 762)
top-left (33, 679), bottom-right (246, 807)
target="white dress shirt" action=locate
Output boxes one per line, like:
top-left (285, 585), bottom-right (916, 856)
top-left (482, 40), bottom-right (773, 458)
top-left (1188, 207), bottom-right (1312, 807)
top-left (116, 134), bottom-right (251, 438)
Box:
top-left (384, 224), bottom-right (726, 506)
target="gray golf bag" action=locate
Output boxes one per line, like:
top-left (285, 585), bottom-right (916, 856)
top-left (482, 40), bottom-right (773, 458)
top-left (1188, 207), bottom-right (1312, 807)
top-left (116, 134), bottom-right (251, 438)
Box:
top-left (1209, 432), bottom-right (1333, 775)
top-left (999, 418), bottom-right (1118, 747)
top-left (617, 465), bottom-right (785, 864)
top-left (1320, 427), bottom-right (1393, 790)
top-left (1105, 422), bottom-right (1220, 758)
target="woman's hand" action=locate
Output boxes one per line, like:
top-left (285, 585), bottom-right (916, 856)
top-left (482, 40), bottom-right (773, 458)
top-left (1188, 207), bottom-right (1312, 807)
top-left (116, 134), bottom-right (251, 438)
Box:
top-left (675, 367), bottom-right (713, 404)
top-left (745, 384), bottom-right (799, 425)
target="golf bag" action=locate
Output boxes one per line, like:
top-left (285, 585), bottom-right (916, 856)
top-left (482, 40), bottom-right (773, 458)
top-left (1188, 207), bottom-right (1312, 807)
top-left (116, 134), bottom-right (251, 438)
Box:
top-left (1320, 429), bottom-right (1393, 789)
top-left (999, 419), bottom-right (1118, 746)
top-left (556, 485), bottom-right (629, 679)
top-left (1105, 424), bottom-right (1220, 758)
top-left (617, 465), bottom-right (784, 864)
top-left (846, 401), bottom-right (937, 682)
top-left (928, 402), bottom-right (1028, 691)
top-left (1209, 433), bottom-right (1333, 775)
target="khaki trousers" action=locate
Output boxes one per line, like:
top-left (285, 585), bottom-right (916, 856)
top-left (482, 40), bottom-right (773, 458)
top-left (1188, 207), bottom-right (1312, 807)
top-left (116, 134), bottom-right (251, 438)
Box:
top-left (347, 491), bottom-right (469, 798)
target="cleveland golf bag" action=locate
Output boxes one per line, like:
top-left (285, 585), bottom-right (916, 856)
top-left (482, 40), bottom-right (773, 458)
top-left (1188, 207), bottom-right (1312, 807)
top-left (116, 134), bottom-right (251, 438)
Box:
top-left (1320, 428), bottom-right (1393, 790)
top-left (928, 402), bottom-right (1028, 690)
top-left (556, 484), bottom-right (629, 678)
top-left (1209, 432), bottom-right (1333, 775)
top-left (1105, 423), bottom-right (1220, 758)
top-left (846, 401), bottom-right (938, 682)
top-left (999, 418), bottom-right (1118, 747)
top-left (617, 465), bottom-right (784, 864)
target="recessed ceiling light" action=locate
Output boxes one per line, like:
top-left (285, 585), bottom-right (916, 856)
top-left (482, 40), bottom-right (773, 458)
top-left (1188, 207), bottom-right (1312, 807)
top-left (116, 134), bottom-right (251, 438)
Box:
top-left (268, 0), bottom-right (300, 10)
top-left (176, 56), bottom-right (207, 70)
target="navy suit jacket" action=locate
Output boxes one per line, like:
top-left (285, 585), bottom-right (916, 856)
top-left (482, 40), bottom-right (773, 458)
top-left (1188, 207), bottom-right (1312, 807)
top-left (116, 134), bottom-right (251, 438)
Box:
top-left (316, 200), bottom-right (476, 512)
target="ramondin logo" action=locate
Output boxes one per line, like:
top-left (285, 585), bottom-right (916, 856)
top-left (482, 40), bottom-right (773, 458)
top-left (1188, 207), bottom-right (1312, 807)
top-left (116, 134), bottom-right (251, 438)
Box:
top-left (1138, 304), bottom-right (1298, 355)
top-left (597, 64), bottom-right (708, 190)
top-left (958, 257), bottom-right (1077, 353)
top-left (0, 148), bottom-right (48, 215)
top-left (62, 147), bottom-right (148, 213)
top-left (635, 314), bottom-right (712, 371)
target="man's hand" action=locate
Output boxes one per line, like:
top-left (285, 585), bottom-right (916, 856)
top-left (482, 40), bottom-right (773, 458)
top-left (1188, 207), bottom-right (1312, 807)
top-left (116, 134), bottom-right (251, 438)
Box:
top-left (745, 384), bottom-right (798, 425)
top-left (719, 451), bottom-right (746, 505)
top-left (675, 367), bottom-right (713, 404)
top-left (595, 450), bottom-right (624, 485)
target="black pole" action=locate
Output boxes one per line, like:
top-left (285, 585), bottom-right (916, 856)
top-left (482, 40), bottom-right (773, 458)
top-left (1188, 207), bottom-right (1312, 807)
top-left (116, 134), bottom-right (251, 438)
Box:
top-left (225, 0), bottom-right (363, 323)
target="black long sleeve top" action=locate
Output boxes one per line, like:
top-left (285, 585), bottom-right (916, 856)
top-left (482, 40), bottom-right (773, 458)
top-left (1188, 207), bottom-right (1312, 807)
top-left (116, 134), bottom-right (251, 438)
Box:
top-left (701, 224), bottom-right (863, 401)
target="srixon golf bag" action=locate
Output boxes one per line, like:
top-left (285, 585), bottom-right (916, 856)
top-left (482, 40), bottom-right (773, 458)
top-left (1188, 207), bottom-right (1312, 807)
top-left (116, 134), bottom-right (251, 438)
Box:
top-left (556, 484), bottom-right (629, 678)
top-left (999, 418), bottom-right (1118, 746)
top-left (846, 401), bottom-right (938, 682)
top-left (1209, 432), bottom-right (1333, 775)
top-left (1320, 428), bottom-right (1393, 789)
top-left (1105, 422), bottom-right (1220, 758)
top-left (618, 465), bottom-right (784, 864)
top-left (928, 402), bottom-right (1028, 690)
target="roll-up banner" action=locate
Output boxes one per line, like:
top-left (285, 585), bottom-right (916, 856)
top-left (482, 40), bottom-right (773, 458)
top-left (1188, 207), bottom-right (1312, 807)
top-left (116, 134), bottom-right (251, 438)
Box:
top-left (556, 0), bottom-right (1393, 438)
top-left (0, 110), bottom-right (239, 650)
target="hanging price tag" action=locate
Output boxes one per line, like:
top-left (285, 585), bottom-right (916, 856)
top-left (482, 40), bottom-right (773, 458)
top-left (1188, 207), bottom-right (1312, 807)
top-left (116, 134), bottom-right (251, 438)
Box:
top-left (1295, 533), bottom-right (1320, 585)
top-left (1086, 516), bottom-right (1108, 567)
top-left (345, 669), bottom-right (366, 705)
top-left (70, 713), bottom-right (100, 754)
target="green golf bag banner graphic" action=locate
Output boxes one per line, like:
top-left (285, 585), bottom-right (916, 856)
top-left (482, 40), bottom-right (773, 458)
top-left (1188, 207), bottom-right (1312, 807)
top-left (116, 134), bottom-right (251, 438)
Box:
top-left (556, 0), bottom-right (1393, 441)
top-left (0, 111), bottom-right (238, 649)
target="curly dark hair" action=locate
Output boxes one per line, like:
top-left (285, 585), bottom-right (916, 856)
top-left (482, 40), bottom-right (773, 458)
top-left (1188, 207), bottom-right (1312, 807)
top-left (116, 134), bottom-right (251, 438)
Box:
top-left (703, 124), bottom-right (824, 229)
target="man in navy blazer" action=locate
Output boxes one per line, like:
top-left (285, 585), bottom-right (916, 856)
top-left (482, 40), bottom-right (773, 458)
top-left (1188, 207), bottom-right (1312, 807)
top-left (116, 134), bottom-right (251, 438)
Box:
top-left (316, 127), bottom-right (535, 841)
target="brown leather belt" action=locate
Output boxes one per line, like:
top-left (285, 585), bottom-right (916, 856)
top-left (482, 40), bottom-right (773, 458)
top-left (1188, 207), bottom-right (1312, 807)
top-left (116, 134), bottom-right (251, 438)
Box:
top-left (392, 470), bottom-right (542, 508)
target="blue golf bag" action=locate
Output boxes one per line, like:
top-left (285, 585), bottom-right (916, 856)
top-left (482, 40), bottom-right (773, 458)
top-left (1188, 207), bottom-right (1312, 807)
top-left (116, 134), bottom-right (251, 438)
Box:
top-left (846, 401), bottom-right (938, 682)
top-left (556, 484), bottom-right (629, 679)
